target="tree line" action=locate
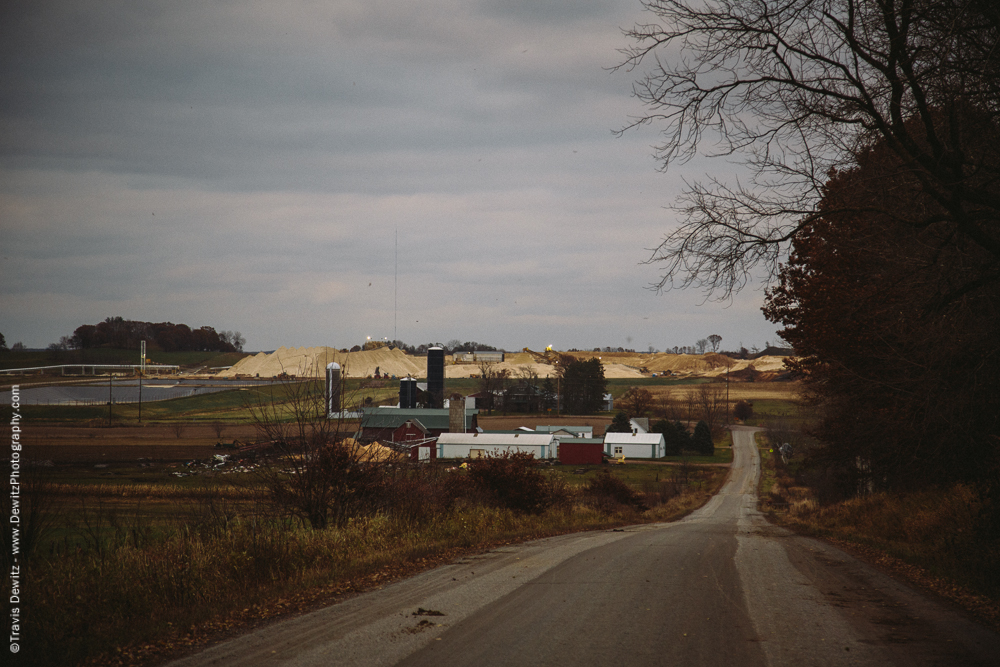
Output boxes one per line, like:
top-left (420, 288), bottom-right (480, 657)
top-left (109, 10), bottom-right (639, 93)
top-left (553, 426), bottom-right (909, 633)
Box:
top-left (66, 316), bottom-right (245, 353)
top-left (476, 357), bottom-right (608, 415)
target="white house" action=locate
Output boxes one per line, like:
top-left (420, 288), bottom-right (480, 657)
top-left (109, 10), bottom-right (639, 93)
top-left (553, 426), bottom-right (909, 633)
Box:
top-left (629, 418), bottom-right (649, 434)
top-left (604, 432), bottom-right (666, 459)
top-left (436, 432), bottom-right (556, 460)
top-left (535, 425), bottom-right (594, 439)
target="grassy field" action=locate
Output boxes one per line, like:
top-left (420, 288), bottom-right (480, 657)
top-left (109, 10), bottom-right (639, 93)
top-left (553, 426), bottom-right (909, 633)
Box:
top-left (11, 447), bottom-right (728, 667)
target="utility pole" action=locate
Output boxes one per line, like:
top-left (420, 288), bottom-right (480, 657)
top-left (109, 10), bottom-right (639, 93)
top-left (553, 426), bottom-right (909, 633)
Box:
top-left (138, 340), bottom-right (145, 423)
top-left (726, 360), bottom-right (731, 425)
top-left (108, 372), bottom-right (113, 426)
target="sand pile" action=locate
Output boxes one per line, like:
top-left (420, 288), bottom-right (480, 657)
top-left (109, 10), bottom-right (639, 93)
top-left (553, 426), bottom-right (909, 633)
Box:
top-left (219, 346), bottom-right (424, 379)
top-left (444, 360), bottom-right (559, 379)
top-left (701, 355), bottom-right (789, 377)
top-left (219, 347), bottom-right (790, 381)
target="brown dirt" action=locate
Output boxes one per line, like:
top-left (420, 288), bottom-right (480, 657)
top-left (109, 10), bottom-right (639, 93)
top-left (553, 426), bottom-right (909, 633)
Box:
top-left (25, 423), bottom-right (260, 463)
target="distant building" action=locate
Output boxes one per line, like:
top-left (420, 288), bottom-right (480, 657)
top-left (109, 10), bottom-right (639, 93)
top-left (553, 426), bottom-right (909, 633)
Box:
top-left (536, 425), bottom-right (594, 439)
top-left (629, 418), bottom-right (649, 434)
top-left (603, 432), bottom-right (666, 459)
top-left (558, 438), bottom-right (604, 465)
top-left (435, 432), bottom-right (555, 460)
top-left (453, 351), bottom-right (505, 364)
top-left (359, 407), bottom-right (478, 442)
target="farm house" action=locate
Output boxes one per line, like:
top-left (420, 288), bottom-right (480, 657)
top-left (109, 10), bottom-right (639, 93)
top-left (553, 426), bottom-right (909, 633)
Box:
top-left (435, 432), bottom-right (556, 460)
top-left (603, 432), bottom-right (666, 459)
top-left (535, 425), bottom-right (594, 439)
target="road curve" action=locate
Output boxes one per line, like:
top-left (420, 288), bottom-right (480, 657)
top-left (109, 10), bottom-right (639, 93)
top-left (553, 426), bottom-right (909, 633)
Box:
top-left (167, 427), bottom-right (1000, 666)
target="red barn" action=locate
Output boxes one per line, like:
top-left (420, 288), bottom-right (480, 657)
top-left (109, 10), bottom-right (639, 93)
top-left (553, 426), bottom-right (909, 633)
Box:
top-left (558, 438), bottom-right (604, 465)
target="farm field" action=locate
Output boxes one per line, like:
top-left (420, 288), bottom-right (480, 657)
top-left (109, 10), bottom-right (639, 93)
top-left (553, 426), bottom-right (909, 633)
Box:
top-left (14, 423), bottom-right (728, 667)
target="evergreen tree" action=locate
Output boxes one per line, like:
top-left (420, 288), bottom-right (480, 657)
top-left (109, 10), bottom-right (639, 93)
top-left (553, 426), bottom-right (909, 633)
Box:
top-left (652, 419), bottom-right (679, 455)
top-left (607, 411), bottom-right (632, 433)
top-left (562, 358), bottom-right (607, 414)
top-left (693, 421), bottom-right (714, 456)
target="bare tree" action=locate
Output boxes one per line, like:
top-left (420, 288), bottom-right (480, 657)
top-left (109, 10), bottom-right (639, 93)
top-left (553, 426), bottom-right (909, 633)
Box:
top-left (695, 384), bottom-right (728, 436)
top-left (619, 387), bottom-right (655, 418)
top-left (707, 334), bottom-right (722, 353)
top-left (476, 361), bottom-right (510, 414)
top-left (245, 378), bottom-right (390, 529)
top-left (695, 339), bottom-right (709, 354)
top-left (616, 0), bottom-right (1000, 297)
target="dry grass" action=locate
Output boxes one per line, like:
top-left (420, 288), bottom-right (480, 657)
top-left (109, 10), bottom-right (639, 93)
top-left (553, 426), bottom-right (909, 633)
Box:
top-left (16, 462), bottom-right (726, 667)
top-left (756, 432), bottom-right (999, 627)
top-left (647, 381), bottom-right (802, 403)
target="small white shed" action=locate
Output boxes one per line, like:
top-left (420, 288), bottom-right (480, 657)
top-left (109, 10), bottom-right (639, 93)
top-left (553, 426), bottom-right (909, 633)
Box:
top-left (436, 432), bottom-right (556, 460)
top-left (604, 432), bottom-right (666, 459)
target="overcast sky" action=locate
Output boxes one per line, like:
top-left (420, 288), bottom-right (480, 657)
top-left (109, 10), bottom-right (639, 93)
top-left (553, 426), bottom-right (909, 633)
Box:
top-left (1, 0), bottom-right (782, 353)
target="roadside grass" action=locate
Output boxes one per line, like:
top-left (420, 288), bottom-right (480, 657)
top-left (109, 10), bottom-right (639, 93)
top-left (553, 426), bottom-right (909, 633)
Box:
top-left (660, 445), bottom-right (734, 465)
top-left (755, 430), bottom-right (1000, 624)
top-left (755, 432), bottom-right (779, 498)
top-left (13, 459), bottom-right (728, 667)
top-left (548, 462), bottom-right (724, 489)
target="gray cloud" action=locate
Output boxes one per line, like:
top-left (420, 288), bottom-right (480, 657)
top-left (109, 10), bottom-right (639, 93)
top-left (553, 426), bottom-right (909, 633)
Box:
top-left (0, 0), bottom-right (780, 352)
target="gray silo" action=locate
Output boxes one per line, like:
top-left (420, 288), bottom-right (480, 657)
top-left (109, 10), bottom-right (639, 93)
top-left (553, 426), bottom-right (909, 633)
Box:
top-left (399, 376), bottom-right (418, 409)
top-left (326, 362), bottom-right (342, 418)
top-left (427, 347), bottom-right (445, 409)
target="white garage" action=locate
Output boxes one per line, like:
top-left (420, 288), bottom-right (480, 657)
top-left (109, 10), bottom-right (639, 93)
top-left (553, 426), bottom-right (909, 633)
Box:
top-left (603, 432), bottom-right (666, 459)
top-left (436, 432), bottom-right (556, 460)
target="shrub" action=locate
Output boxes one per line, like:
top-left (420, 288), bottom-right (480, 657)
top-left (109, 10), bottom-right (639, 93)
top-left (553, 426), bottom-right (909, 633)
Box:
top-left (733, 400), bottom-right (754, 422)
top-left (465, 451), bottom-right (563, 514)
top-left (582, 471), bottom-right (647, 512)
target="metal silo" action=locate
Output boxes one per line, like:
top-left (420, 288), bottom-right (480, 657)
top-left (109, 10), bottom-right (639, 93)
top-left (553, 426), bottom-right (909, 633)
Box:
top-left (399, 376), bottom-right (418, 409)
top-left (326, 362), bottom-right (342, 418)
top-left (427, 347), bottom-right (445, 409)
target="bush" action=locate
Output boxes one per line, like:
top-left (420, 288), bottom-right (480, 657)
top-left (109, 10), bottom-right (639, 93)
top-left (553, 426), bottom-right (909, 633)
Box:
top-left (465, 451), bottom-right (565, 514)
top-left (733, 400), bottom-right (754, 422)
top-left (582, 471), bottom-right (647, 512)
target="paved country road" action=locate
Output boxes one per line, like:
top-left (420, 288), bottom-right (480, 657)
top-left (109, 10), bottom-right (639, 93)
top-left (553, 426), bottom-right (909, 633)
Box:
top-left (167, 428), bottom-right (1000, 666)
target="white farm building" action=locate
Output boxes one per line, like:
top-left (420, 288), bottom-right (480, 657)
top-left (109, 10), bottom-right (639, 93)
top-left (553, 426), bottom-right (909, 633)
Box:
top-left (435, 432), bottom-right (556, 460)
top-left (604, 432), bottom-right (666, 459)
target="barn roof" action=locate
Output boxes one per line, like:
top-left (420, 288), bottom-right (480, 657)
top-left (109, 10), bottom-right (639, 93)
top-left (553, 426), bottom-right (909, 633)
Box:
top-left (360, 407), bottom-right (478, 431)
top-left (437, 432), bottom-right (554, 447)
top-left (603, 432), bottom-right (665, 445)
